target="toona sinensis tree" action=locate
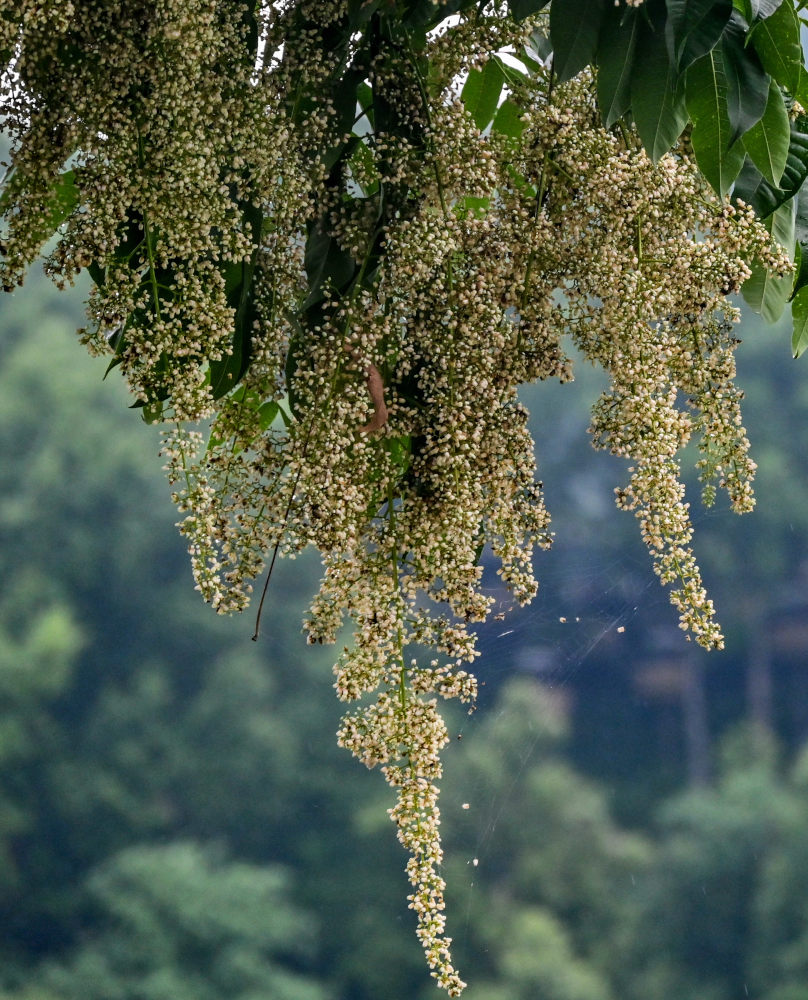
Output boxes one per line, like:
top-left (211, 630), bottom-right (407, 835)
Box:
top-left (3, 0), bottom-right (808, 991)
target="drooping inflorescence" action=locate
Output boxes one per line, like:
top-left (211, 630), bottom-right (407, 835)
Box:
top-left (0, 2), bottom-right (795, 993)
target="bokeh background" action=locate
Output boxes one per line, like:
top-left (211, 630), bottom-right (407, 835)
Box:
top-left (2, 256), bottom-right (808, 1000)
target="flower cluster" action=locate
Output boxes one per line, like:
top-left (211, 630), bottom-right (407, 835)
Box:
top-left (0, 4), bottom-right (791, 993)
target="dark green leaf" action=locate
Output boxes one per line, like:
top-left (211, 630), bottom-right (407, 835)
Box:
top-left (303, 216), bottom-right (356, 310)
top-left (749, 0), bottom-right (802, 95)
top-left (790, 239), bottom-right (808, 299)
top-left (550, 0), bottom-right (606, 83)
top-left (597, 5), bottom-right (641, 127)
top-left (285, 323), bottom-right (305, 420)
top-left (209, 200), bottom-right (263, 399)
top-left (795, 184), bottom-right (808, 243)
top-left (686, 49), bottom-right (746, 195)
top-left (733, 124), bottom-right (808, 218)
top-left (665, 0), bottom-right (733, 71)
top-left (332, 68), bottom-right (369, 138)
top-left (461, 58), bottom-right (506, 131)
top-left (743, 78), bottom-right (790, 184)
top-left (408, 0), bottom-right (478, 28)
top-left (348, 0), bottom-right (383, 29)
top-left (791, 285), bottom-right (808, 356)
top-left (741, 196), bottom-right (795, 322)
top-left (87, 260), bottom-right (106, 287)
top-left (631, 15), bottom-right (689, 160)
top-left (720, 13), bottom-right (769, 144)
top-left (508, 0), bottom-right (551, 19)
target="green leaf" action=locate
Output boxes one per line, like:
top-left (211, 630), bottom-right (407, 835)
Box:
top-left (0, 168), bottom-right (79, 251)
top-left (733, 124), bottom-right (808, 219)
top-left (665, 0), bottom-right (733, 71)
top-left (492, 99), bottom-right (526, 140)
top-left (461, 58), bottom-right (506, 131)
top-left (631, 16), bottom-right (689, 161)
top-left (302, 216), bottom-right (355, 310)
top-left (525, 27), bottom-right (553, 63)
top-left (597, 5), bottom-right (641, 127)
top-left (686, 49), bottom-right (746, 195)
top-left (753, 0), bottom-right (785, 17)
top-left (743, 79), bottom-right (790, 185)
top-left (741, 196), bottom-right (795, 322)
top-left (734, 0), bottom-right (785, 20)
top-left (550, 0), bottom-right (606, 83)
top-left (332, 68), bottom-right (369, 138)
top-left (383, 434), bottom-right (412, 472)
top-left (508, 0), bottom-right (550, 19)
top-left (749, 0), bottom-right (802, 95)
top-left (790, 239), bottom-right (808, 299)
top-left (209, 200), bottom-right (263, 399)
top-left (491, 53), bottom-right (528, 90)
top-left (257, 399), bottom-right (280, 431)
top-left (720, 13), bottom-right (769, 144)
top-left (791, 286), bottom-right (808, 356)
top-left (795, 184), bottom-right (808, 243)
top-left (348, 0), bottom-right (383, 28)
top-left (796, 66), bottom-right (808, 108)
top-left (457, 195), bottom-right (490, 218)
top-left (140, 401), bottom-right (165, 424)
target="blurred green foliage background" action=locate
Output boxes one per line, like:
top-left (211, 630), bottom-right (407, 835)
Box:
top-left (2, 266), bottom-right (808, 999)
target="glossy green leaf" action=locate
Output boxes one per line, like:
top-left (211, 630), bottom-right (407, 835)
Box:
top-left (791, 285), bottom-right (808, 356)
top-left (749, 0), bottom-right (802, 95)
top-left (743, 79), bottom-right (790, 185)
top-left (686, 49), bottom-right (746, 195)
top-left (733, 124), bottom-right (808, 219)
top-left (665, 0), bottom-right (733, 71)
top-left (550, 0), bottom-right (606, 83)
top-left (597, 5), bottom-right (641, 127)
top-left (461, 58), bottom-right (505, 131)
top-left (720, 13), bottom-right (769, 144)
top-left (742, 196), bottom-right (795, 323)
top-left (631, 16), bottom-right (689, 161)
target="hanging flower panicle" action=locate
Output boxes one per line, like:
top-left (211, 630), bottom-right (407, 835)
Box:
top-left (0, 3), bottom-right (793, 993)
